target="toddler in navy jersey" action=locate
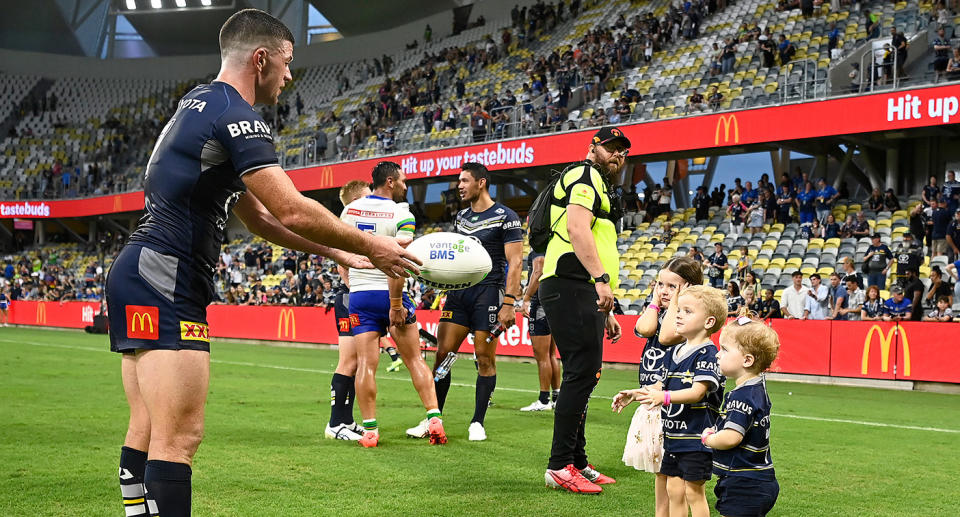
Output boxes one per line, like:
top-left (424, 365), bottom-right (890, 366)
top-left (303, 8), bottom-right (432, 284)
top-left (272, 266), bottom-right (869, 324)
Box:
top-left (701, 312), bottom-right (781, 517)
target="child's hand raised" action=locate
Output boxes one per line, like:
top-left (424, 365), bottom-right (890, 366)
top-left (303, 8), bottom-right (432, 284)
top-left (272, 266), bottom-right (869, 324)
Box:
top-left (611, 390), bottom-right (637, 413)
top-left (636, 386), bottom-right (666, 407)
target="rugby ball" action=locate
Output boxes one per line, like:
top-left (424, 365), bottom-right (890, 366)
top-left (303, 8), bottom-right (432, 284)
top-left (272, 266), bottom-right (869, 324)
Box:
top-left (406, 232), bottom-right (492, 290)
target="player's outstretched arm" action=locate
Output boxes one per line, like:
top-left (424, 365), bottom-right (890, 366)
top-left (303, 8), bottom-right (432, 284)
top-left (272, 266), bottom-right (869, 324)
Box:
top-left (242, 166), bottom-right (420, 278)
top-left (232, 192), bottom-right (372, 269)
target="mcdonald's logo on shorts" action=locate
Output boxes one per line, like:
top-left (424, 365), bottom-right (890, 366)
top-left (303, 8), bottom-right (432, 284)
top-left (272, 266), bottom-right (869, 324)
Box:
top-left (126, 305), bottom-right (159, 340)
top-left (278, 307), bottom-right (297, 339)
top-left (36, 302), bottom-right (47, 324)
top-left (338, 317), bottom-right (351, 333)
top-left (862, 324), bottom-right (911, 377)
top-left (180, 321), bottom-right (210, 342)
top-left (714, 114), bottom-right (740, 145)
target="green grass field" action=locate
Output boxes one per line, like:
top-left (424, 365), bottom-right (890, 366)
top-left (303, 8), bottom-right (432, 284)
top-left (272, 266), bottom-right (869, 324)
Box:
top-left (2, 326), bottom-right (958, 516)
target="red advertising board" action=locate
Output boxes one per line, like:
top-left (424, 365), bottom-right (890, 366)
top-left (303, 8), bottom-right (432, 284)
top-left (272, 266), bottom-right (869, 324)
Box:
top-left (769, 319), bottom-right (832, 376)
top-left (10, 301), bottom-right (960, 384)
top-left (5, 85), bottom-right (960, 218)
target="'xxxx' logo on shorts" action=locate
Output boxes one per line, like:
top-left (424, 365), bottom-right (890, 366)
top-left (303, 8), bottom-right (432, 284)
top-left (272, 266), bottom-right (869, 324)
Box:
top-left (180, 321), bottom-right (210, 342)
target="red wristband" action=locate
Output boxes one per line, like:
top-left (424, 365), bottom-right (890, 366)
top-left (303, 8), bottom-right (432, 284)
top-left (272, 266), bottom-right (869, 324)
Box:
top-left (648, 304), bottom-right (661, 313)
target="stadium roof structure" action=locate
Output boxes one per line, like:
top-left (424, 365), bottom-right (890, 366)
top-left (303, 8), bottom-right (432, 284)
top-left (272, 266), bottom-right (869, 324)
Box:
top-left (0, 0), bottom-right (464, 57)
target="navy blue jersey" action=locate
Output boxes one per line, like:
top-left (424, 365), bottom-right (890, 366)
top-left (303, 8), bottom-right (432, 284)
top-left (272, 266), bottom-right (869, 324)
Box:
top-left (128, 82), bottom-right (278, 296)
top-left (636, 311), bottom-right (668, 386)
top-left (453, 202), bottom-right (522, 286)
top-left (661, 341), bottom-right (725, 453)
top-left (712, 376), bottom-right (776, 481)
top-left (526, 250), bottom-right (544, 304)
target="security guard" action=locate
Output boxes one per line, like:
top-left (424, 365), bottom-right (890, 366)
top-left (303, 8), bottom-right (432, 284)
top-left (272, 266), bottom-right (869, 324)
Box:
top-left (540, 126), bottom-right (627, 494)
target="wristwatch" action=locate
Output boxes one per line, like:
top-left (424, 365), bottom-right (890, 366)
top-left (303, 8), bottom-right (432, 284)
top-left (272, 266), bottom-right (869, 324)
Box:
top-left (593, 273), bottom-right (610, 284)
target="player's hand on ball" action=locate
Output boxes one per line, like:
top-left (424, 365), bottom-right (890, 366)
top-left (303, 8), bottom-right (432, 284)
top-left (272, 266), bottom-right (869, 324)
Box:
top-left (595, 281), bottom-right (614, 312)
top-left (369, 234), bottom-right (421, 278)
top-left (498, 304), bottom-right (516, 329)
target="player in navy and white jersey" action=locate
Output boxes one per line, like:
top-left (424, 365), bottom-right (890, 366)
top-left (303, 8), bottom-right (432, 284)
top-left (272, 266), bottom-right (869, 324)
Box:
top-left (411, 162), bottom-right (523, 442)
top-left (702, 315), bottom-right (781, 517)
top-left (340, 162), bottom-right (446, 448)
top-left (105, 10), bottom-right (420, 517)
top-left (518, 249), bottom-right (560, 412)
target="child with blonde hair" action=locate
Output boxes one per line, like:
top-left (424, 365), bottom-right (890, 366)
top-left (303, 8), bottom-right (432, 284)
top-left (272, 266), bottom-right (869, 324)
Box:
top-left (701, 310), bottom-right (781, 517)
top-left (614, 285), bottom-right (726, 517)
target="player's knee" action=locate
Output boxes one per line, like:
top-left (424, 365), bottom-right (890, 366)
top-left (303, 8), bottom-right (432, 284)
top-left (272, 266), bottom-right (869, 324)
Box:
top-left (684, 481), bottom-right (706, 501)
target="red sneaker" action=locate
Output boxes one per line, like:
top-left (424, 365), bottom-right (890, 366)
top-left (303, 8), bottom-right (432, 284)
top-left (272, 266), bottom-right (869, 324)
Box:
top-left (358, 431), bottom-right (379, 448)
top-left (544, 464), bottom-right (602, 494)
top-left (580, 464), bottom-right (616, 485)
top-left (428, 417), bottom-right (447, 445)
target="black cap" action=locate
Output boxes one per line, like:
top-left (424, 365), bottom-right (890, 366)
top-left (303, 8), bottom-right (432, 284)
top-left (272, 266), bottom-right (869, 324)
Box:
top-left (592, 126), bottom-right (631, 148)
top-left (890, 285), bottom-right (904, 294)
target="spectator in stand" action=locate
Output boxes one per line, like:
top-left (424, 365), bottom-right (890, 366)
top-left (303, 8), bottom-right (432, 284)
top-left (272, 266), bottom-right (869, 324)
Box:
top-left (909, 202), bottom-right (928, 250)
top-left (823, 214), bottom-right (841, 239)
top-left (688, 246), bottom-right (705, 263)
top-left (705, 242), bottom-right (729, 288)
top-left (901, 268), bottom-right (926, 321)
top-left (839, 215), bottom-right (856, 239)
top-left (929, 197), bottom-right (953, 257)
top-left (721, 37), bottom-right (737, 74)
top-left (924, 266), bottom-right (954, 308)
top-left (801, 218), bottom-right (823, 240)
top-left (686, 88), bottom-right (706, 113)
top-left (943, 170), bottom-right (960, 214)
top-left (778, 34), bottom-right (795, 65)
top-left (658, 181), bottom-right (673, 218)
top-left (837, 257), bottom-right (863, 289)
top-left (864, 9), bottom-right (880, 40)
top-left (882, 285), bottom-right (911, 321)
top-left (947, 48), bottom-right (960, 78)
top-left (949, 260), bottom-right (960, 302)
top-left (726, 280), bottom-right (744, 317)
top-left (759, 30), bottom-right (776, 68)
top-left (796, 181), bottom-right (817, 224)
top-left (815, 178), bottom-right (839, 224)
top-left (726, 193), bottom-right (748, 237)
top-left (851, 211), bottom-right (871, 239)
top-left (775, 178), bottom-right (794, 223)
top-left (890, 27), bottom-right (908, 80)
top-left (741, 270), bottom-right (762, 300)
top-left (745, 193), bottom-right (765, 236)
top-left (860, 285), bottom-right (884, 321)
top-left (865, 187), bottom-right (884, 211)
top-left (947, 209), bottom-right (960, 262)
top-left (827, 22), bottom-right (841, 56)
top-left (827, 272), bottom-right (847, 320)
top-left (848, 62), bottom-right (861, 93)
top-left (923, 175), bottom-right (941, 207)
top-left (923, 295), bottom-right (955, 321)
top-left (622, 184), bottom-right (641, 229)
top-left (883, 188), bottom-right (902, 211)
top-left (894, 233), bottom-right (923, 286)
top-left (759, 289), bottom-right (782, 319)
top-left (693, 185), bottom-right (711, 221)
top-left (735, 246), bottom-right (752, 282)
top-left (743, 288), bottom-right (762, 316)
top-left (781, 271), bottom-right (809, 319)
top-left (803, 273), bottom-right (830, 320)
top-left (707, 85), bottom-right (724, 111)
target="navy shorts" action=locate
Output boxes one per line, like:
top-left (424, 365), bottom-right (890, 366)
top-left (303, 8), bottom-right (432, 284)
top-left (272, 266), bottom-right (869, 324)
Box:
top-left (714, 475), bottom-right (779, 517)
top-left (334, 290), bottom-right (352, 337)
top-left (660, 451), bottom-right (713, 482)
top-left (528, 298), bottom-right (551, 336)
top-left (349, 290), bottom-right (416, 336)
top-left (440, 283), bottom-right (502, 332)
top-left (106, 244), bottom-right (211, 353)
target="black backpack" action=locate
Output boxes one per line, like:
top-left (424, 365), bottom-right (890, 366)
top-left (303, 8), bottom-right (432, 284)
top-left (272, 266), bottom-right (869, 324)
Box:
top-left (527, 161), bottom-right (605, 253)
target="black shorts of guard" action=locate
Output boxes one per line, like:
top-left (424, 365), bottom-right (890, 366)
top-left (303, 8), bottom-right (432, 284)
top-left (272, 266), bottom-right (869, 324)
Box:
top-left (334, 290), bottom-right (352, 337)
top-left (106, 244), bottom-right (211, 353)
top-left (528, 298), bottom-right (551, 336)
top-left (660, 451), bottom-right (713, 482)
top-left (440, 283), bottom-right (503, 332)
top-left (714, 475), bottom-right (780, 517)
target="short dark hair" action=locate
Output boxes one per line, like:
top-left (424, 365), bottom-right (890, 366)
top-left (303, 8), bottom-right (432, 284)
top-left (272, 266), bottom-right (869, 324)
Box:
top-left (371, 161), bottom-right (401, 188)
top-left (461, 162), bottom-right (490, 186)
top-left (219, 9), bottom-right (295, 58)
top-left (810, 273), bottom-right (821, 281)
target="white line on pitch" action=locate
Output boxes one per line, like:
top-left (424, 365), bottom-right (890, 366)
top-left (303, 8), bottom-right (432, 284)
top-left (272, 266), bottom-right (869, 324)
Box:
top-left (6, 338), bottom-right (960, 435)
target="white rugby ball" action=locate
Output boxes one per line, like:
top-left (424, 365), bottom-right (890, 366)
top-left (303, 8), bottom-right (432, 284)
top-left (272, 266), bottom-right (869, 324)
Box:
top-left (406, 232), bottom-right (492, 290)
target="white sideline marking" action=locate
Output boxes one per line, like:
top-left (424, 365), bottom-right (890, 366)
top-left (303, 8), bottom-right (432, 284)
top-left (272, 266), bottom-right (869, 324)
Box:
top-left (6, 338), bottom-right (960, 434)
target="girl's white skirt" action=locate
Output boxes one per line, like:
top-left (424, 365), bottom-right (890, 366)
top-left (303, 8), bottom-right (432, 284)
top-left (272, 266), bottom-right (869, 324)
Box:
top-left (622, 404), bottom-right (664, 472)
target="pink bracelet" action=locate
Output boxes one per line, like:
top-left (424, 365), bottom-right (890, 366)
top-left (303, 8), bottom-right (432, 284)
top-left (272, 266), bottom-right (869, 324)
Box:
top-left (664, 391), bottom-right (671, 406)
top-left (648, 304), bottom-right (661, 313)
top-left (701, 428), bottom-right (716, 445)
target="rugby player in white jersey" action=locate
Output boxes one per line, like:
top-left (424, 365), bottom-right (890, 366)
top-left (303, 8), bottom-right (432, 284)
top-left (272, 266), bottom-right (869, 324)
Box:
top-left (341, 162), bottom-right (446, 447)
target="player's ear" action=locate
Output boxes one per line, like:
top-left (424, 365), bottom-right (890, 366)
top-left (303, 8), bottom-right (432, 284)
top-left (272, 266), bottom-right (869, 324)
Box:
top-left (253, 47), bottom-right (268, 71)
top-left (704, 316), bottom-right (716, 331)
top-left (743, 353), bottom-right (755, 368)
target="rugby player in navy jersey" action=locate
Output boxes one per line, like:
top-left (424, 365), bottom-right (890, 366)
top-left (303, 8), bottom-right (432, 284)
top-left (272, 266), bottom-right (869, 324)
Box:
top-left (407, 162), bottom-right (523, 442)
top-left (106, 10), bottom-right (420, 517)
